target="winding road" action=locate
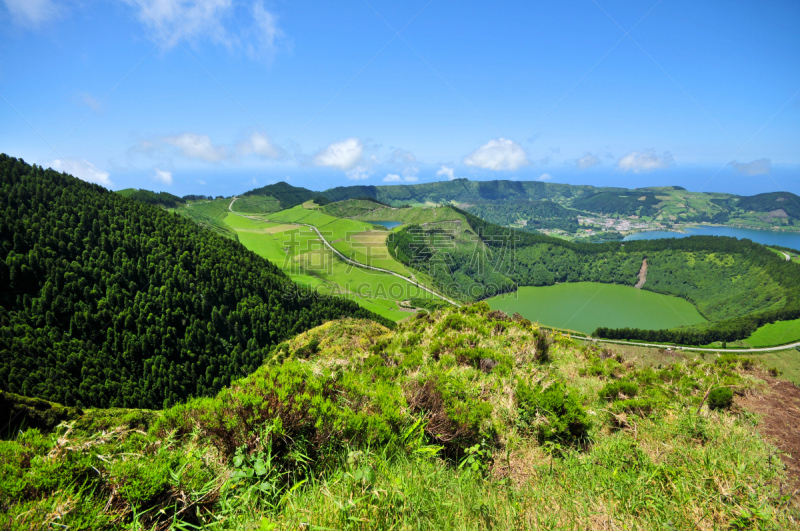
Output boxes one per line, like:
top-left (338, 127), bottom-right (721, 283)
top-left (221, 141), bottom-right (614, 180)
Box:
top-left (228, 198), bottom-right (461, 307)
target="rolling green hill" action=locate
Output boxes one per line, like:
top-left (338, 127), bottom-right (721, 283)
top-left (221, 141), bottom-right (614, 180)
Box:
top-left (234, 180), bottom-right (800, 235)
top-left (2, 308), bottom-right (794, 529)
top-left (387, 207), bottom-right (800, 344)
top-left (0, 155), bottom-right (390, 409)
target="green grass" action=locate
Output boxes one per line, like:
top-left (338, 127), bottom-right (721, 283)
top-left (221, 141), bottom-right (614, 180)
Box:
top-left (487, 282), bottom-right (707, 335)
top-left (2, 307), bottom-right (795, 530)
top-left (744, 318), bottom-right (800, 347)
top-left (175, 198), bottom-right (236, 238)
top-left (743, 348), bottom-right (800, 384)
top-left (223, 212), bottom-right (438, 321)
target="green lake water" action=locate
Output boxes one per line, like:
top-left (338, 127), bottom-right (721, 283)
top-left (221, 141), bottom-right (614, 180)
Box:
top-left (486, 282), bottom-right (706, 334)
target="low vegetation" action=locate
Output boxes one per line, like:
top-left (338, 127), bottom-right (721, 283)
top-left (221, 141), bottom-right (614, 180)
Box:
top-left (2, 304), bottom-right (796, 529)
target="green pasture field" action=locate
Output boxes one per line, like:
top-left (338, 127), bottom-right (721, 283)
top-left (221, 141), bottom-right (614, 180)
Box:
top-left (235, 204), bottom-right (421, 278)
top-left (223, 213), bottom-right (439, 321)
top-left (175, 198), bottom-right (236, 238)
top-left (487, 282), bottom-right (707, 335)
top-left (743, 318), bottom-right (800, 348)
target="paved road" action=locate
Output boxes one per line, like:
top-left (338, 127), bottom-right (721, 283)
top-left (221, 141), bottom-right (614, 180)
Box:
top-left (228, 198), bottom-right (460, 306)
top-left (570, 335), bottom-right (800, 353)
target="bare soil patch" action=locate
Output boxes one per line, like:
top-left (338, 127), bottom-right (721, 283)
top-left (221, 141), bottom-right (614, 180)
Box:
top-left (635, 258), bottom-right (648, 289)
top-left (738, 372), bottom-right (800, 489)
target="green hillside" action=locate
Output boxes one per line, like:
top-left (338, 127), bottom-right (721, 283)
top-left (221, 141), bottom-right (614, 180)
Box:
top-left (0, 155), bottom-right (390, 409)
top-left (222, 201), bottom-right (447, 321)
top-left (233, 180), bottom-right (800, 235)
top-left (2, 307), bottom-right (794, 529)
top-left (388, 207), bottom-right (800, 344)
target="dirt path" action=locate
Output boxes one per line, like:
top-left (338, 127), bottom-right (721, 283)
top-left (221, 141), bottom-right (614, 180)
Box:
top-left (738, 372), bottom-right (800, 489)
top-left (635, 258), bottom-right (647, 289)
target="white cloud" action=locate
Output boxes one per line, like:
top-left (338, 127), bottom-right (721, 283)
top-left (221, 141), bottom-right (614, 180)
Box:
top-left (78, 92), bottom-right (103, 112)
top-left (126, 0), bottom-right (232, 48)
top-left (247, 1), bottom-right (284, 62)
top-left (164, 133), bottom-right (227, 162)
top-left (617, 149), bottom-right (673, 173)
top-left (390, 149), bottom-right (416, 165)
top-left (538, 173), bottom-right (552, 181)
top-left (463, 138), bottom-right (529, 171)
top-left (383, 173), bottom-right (417, 183)
top-left (576, 153), bottom-right (600, 170)
top-left (346, 166), bottom-right (372, 180)
top-left (239, 132), bottom-right (280, 158)
top-left (436, 165), bottom-right (456, 180)
top-left (50, 159), bottom-right (112, 187)
top-left (729, 158), bottom-right (770, 175)
top-left (126, 0), bottom-right (285, 61)
top-left (314, 137), bottom-right (364, 171)
top-left (3, 0), bottom-right (59, 26)
top-left (153, 168), bottom-right (173, 185)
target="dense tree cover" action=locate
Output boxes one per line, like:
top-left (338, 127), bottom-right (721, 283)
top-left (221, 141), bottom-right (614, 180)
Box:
top-left (571, 191), bottom-right (661, 217)
top-left (0, 155), bottom-right (391, 409)
top-left (116, 189), bottom-right (185, 209)
top-left (181, 194), bottom-right (214, 201)
top-left (736, 192), bottom-right (800, 220)
top-left (389, 207), bottom-right (800, 344)
top-left (465, 200), bottom-right (580, 232)
top-left (244, 181), bottom-right (317, 209)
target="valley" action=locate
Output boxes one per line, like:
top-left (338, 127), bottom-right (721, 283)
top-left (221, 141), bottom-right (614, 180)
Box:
top-left (4, 157), bottom-right (800, 529)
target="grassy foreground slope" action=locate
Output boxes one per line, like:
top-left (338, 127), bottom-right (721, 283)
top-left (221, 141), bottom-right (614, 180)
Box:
top-left (0, 155), bottom-right (390, 409)
top-left (2, 304), bottom-right (797, 529)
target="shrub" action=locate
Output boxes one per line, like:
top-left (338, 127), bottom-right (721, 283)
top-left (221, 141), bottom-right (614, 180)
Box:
top-left (533, 329), bottom-right (551, 363)
top-left (516, 381), bottom-right (591, 445)
top-left (708, 387), bottom-right (734, 410)
top-left (598, 381), bottom-right (639, 402)
top-left (440, 314), bottom-right (467, 332)
top-left (294, 339), bottom-right (320, 359)
top-left (407, 375), bottom-right (494, 454)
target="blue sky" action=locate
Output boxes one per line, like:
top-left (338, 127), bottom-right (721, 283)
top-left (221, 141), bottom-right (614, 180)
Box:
top-left (1, 0), bottom-right (799, 196)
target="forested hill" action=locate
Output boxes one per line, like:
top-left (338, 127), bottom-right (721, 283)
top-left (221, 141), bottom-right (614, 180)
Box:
top-left (387, 206), bottom-right (800, 344)
top-left (0, 155), bottom-right (389, 409)
top-left (237, 180), bottom-right (800, 230)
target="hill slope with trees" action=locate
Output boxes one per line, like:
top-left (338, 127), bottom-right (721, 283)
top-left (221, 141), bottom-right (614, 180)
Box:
top-left (0, 155), bottom-right (390, 409)
top-left (387, 207), bottom-right (800, 344)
